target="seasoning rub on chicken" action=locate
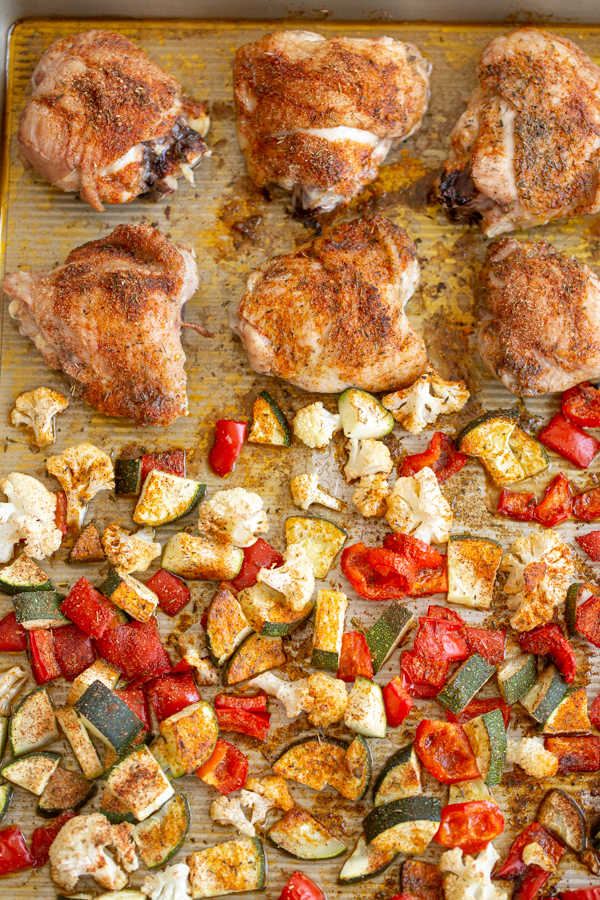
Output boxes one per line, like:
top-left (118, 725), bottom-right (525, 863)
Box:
top-left (18, 30), bottom-right (210, 211)
top-left (3, 223), bottom-right (205, 427)
top-left (436, 27), bottom-right (600, 236)
top-left (234, 30), bottom-right (430, 212)
top-left (229, 215), bottom-right (429, 393)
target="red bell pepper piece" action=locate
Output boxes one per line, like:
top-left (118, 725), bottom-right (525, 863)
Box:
top-left (590, 692), bottom-right (600, 731)
top-left (278, 872), bottom-right (327, 900)
top-left (61, 577), bottom-right (119, 640)
top-left (31, 810), bottom-right (76, 867)
top-left (494, 822), bottom-right (564, 879)
top-left (197, 739), bottom-right (249, 795)
top-left (54, 491), bottom-right (68, 537)
top-left (115, 689), bottom-right (151, 731)
top-left (382, 676), bottom-right (414, 727)
top-left (497, 489), bottom-right (536, 521)
top-left (574, 485), bottom-right (600, 521)
top-left (341, 543), bottom-right (408, 600)
top-left (337, 632), bottom-right (374, 682)
top-left (562, 891), bottom-right (600, 900)
top-left (576, 531), bottom-right (600, 561)
top-left (414, 719), bottom-right (481, 784)
top-left (539, 412), bottom-right (600, 468)
top-left (215, 693), bottom-right (267, 712)
top-left (427, 605), bottom-right (465, 625)
top-left (562, 381), bottom-right (600, 428)
top-left (384, 533), bottom-right (445, 569)
top-left (518, 624), bottom-right (576, 682)
top-left (513, 869), bottom-right (551, 900)
top-left (409, 564), bottom-right (448, 597)
top-left (145, 569), bottom-right (190, 617)
top-left (434, 800), bottom-right (504, 855)
top-left (140, 449), bottom-right (186, 485)
top-left (215, 707), bottom-right (271, 741)
top-left (533, 473), bottom-right (572, 527)
top-left (95, 619), bottom-right (171, 681)
top-left (52, 624), bottom-right (95, 681)
top-left (367, 548), bottom-right (418, 589)
top-left (29, 629), bottom-right (61, 684)
top-left (209, 420), bottom-right (247, 477)
top-left (399, 432), bottom-right (467, 483)
top-left (401, 651), bottom-right (449, 697)
top-left (0, 824), bottom-right (35, 874)
top-left (0, 611), bottom-right (27, 652)
top-left (230, 539), bottom-right (283, 592)
top-left (575, 595), bottom-right (600, 648)
top-left (145, 672), bottom-right (200, 722)
top-left (447, 698), bottom-right (511, 729)
top-left (464, 628), bottom-right (506, 665)
top-left (544, 735), bottom-right (600, 773)
top-left (414, 618), bottom-right (469, 662)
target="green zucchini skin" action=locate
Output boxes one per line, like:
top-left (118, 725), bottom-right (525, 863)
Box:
top-left (463, 708), bottom-right (507, 786)
top-left (1, 751), bottom-right (61, 795)
top-left (0, 556), bottom-right (52, 595)
top-left (133, 793), bottom-right (190, 867)
top-left (372, 743), bottom-right (422, 806)
top-left (363, 796), bottom-right (441, 845)
top-left (437, 654), bottom-right (495, 713)
top-left (75, 681), bottom-right (144, 753)
top-left (497, 654), bottom-right (538, 704)
top-left (520, 665), bottom-right (568, 724)
top-left (248, 391), bottom-right (291, 447)
top-left (114, 458), bottom-right (142, 495)
top-left (13, 590), bottom-right (68, 628)
top-left (0, 784), bottom-right (12, 822)
top-left (366, 601), bottom-right (415, 674)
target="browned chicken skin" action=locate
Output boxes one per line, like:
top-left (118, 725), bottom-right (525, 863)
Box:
top-left (229, 215), bottom-right (429, 393)
top-left (234, 30), bottom-right (430, 212)
top-left (18, 30), bottom-right (210, 211)
top-left (436, 28), bottom-right (600, 236)
top-left (478, 238), bottom-right (600, 396)
top-left (3, 224), bottom-right (200, 426)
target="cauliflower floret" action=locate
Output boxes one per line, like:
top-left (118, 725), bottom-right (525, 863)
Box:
top-left (385, 466), bottom-right (452, 544)
top-left (0, 666), bottom-right (28, 715)
top-left (290, 473), bottom-right (343, 512)
top-left (383, 369), bottom-right (470, 435)
top-left (0, 472), bottom-right (62, 562)
top-left (344, 438), bottom-right (393, 482)
top-left (47, 442), bottom-right (114, 533)
top-left (245, 672), bottom-right (311, 718)
top-left (522, 841), bottom-right (557, 872)
top-left (507, 737), bottom-right (559, 778)
top-left (293, 402), bottom-right (342, 449)
top-left (143, 863), bottom-right (191, 900)
top-left (440, 843), bottom-right (504, 900)
top-left (240, 790), bottom-right (277, 826)
top-left (352, 474), bottom-right (390, 517)
top-left (101, 523), bottom-right (161, 575)
top-left (49, 813), bottom-right (136, 892)
top-left (110, 822), bottom-right (138, 874)
top-left (178, 632), bottom-right (219, 685)
top-left (10, 386), bottom-right (69, 448)
top-left (244, 775), bottom-right (295, 813)
top-left (258, 543), bottom-right (314, 613)
top-left (306, 672), bottom-right (348, 728)
top-left (197, 488), bottom-right (268, 548)
top-left (210, 795), bottom-right (255, 837)
top-left (501, 531), bottom-right (574, 632)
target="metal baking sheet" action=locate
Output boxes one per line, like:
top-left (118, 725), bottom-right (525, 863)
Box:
top-left (2, 16), bottom-right (600, 897)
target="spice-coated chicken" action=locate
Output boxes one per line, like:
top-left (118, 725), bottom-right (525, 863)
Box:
top-left (18, 30), bottom-right (210, 211)
top-left (478, 238), bottom-right (600, 396)
top-left (229, 215), bottom-right (429, 393)
top-left (436, 27), bottom-right (600, 237)
top-left (3, 224), bottom-right (202, 426)
top-left (234, 30), bottom-right (430, 212)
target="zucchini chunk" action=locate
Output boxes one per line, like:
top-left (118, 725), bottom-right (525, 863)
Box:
top-left (363, 796), bottom-right (441, 854)
top-left (373, 743), bottom-right (422, 806)
top-left (285, 516), bottom-right (347, 578)
top-left (133, 793), bottom-right (190, 867)
top-left (520, 665), bottom-right (568, 724)
top-left (248, 391), bottom-right (291, 447)
top-left (133, 470), bottom-right (206, 526)
top-left (206, 584), bottom-right (253, 665)
top-left (497, 653), bottom-right (537, 705)
top-left (457, 410), bottom-right (548, 486)
top-left (542, 687), bottom-right (591, 735)
top-left (447, 535), bottom-right (503, 610)
top-left (339, 833), bottom-right (398, 884)
top-left (311, 589), bottom-right (348, 670)
top-left (267, 807), bottom-right (347, 859)
top-left (1, 750), bottom-right (60, 795)
top-left (238, 583), bottom-right (312, 638)
top-left (187, 836), bottom-right (266, 898)
top-left (114, 457), bottom-right (143, 496)
top-left (273, 735), bottom-right (347, 791)
top-left (0, 716), bottom-right (8, 761)
top-left (338, 388), bottom-right (394, 439)
top-left (66, 658), bottom-right (121, 706)
top-left (344, 676), bottom-right (387, 738)
top-left (329, 736), bottom-right (372, 801)
top-left (149, 735), bottom-right (187, 779)
top-left (565, 583), bottom-right (600, 636)
top-left (437, 654), bottom-right (495, 714)
top-left (0, 555), bottom-right (52, 595)
top-left (0, 784), bottom-right (12, 822)
top-left (99, 569), bottom-right (158, 623)
top-left (75, 681), bottom-right (144, 754)
top-left (224, 633), bottom-right (286, 685)
top-left (104, 745), bottom-right (174, 821)
top-left (159, 701), bottom-right (218, 773)
top-left (162, 533), bottom-right (244, 581)
top-left (36, 764), bottom-right (96, 817)
top-left (401, 860), bottom-right (443, 900)
top-left (55, 706), bottom-right (104, 780)
top-left (463, 708), bottom-right (507, 785)
top-left (448, 778), bottom-right (493, 804)
top-left (10, 686), bottom-right (58, 756)
top-left (13, 590), bottom-right (69, 629)
top-left (537, 788), bottom-right (586, 854)
top-left (101, 787), bottom-right (137, 825)
top-left (366, 601), bottom-right (415, 674)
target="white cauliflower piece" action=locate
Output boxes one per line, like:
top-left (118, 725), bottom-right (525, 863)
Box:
top-left (143, 863), bottom-right (191, 900)
top-left (178, 632), bottom-right (219, 685)
top-left (258, 543), bottom-right (314, 613)
top-left (507, 737), bottom-right (559, 778)
top-left (522, 841), bottom-right (557, 872)
top-left (244, 776), bottom-right (295, 813)
top-left (49, 813), bottom-right (136, 892)
top-left (290, 473), bottom-right (343, 512)
top-left (101, 523), bottom-right (161, 575)
top-left (440, 843), bottom-right (503, 900)
top-left (110, 822), bottom-right (138, 874)
top-left (240, 790), bottom-right (276, 826)
top-left (197, 488), bottom-right (268, 548)
top-left (344, 438), bottom-right (393, 482)
top-left (352, 474), bottom-right (390, 517)
top-left (245, 672), bottom-right (311, 719)
top-left (501, 531), bottom-right (574, 632)
top-left (10, 386), bottom-right (69, 448)
top-left (306, 672), bottom-right (348, 728)
top-left (210, 795), bottom-right (255, 837)
top-left (46, 442), bottom-right (114, 533)
top-left (293, 402), bottom-right (342, 449)
top-left (383, 369), bottom-right (470, 435)
top-left (0, 472), bottom-right (62, 562)
top-left (385, 466), bottom-right (452, 544)
top-left (0, 666), bottom-right (28, 715)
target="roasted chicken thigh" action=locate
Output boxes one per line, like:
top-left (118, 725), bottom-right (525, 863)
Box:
top-left (4, 224), bottom-right (201, 426)
top-left (234, 30), bottom-right (430, 212)
top-left (18, 30), bottom-right (210, 211)
top-left (478, 238), bottom-right (600, 396)
top-left (437, 28), bottom-right (600, 236)
top-left (229, 215), bottom-right (429, 393)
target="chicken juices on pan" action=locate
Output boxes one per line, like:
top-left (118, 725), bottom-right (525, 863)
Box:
top-left (234, 30), bottom-right (430, 212)
top-left (436, 27), bottom-right (600, 236)
top-left (229, 215), bottom-right (429, 393)
top-left (18, 30), bottom-right (210, 211)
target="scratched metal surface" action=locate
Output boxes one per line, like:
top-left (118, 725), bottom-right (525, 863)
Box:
top-left (2, 16), bottom-right (600, 897)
